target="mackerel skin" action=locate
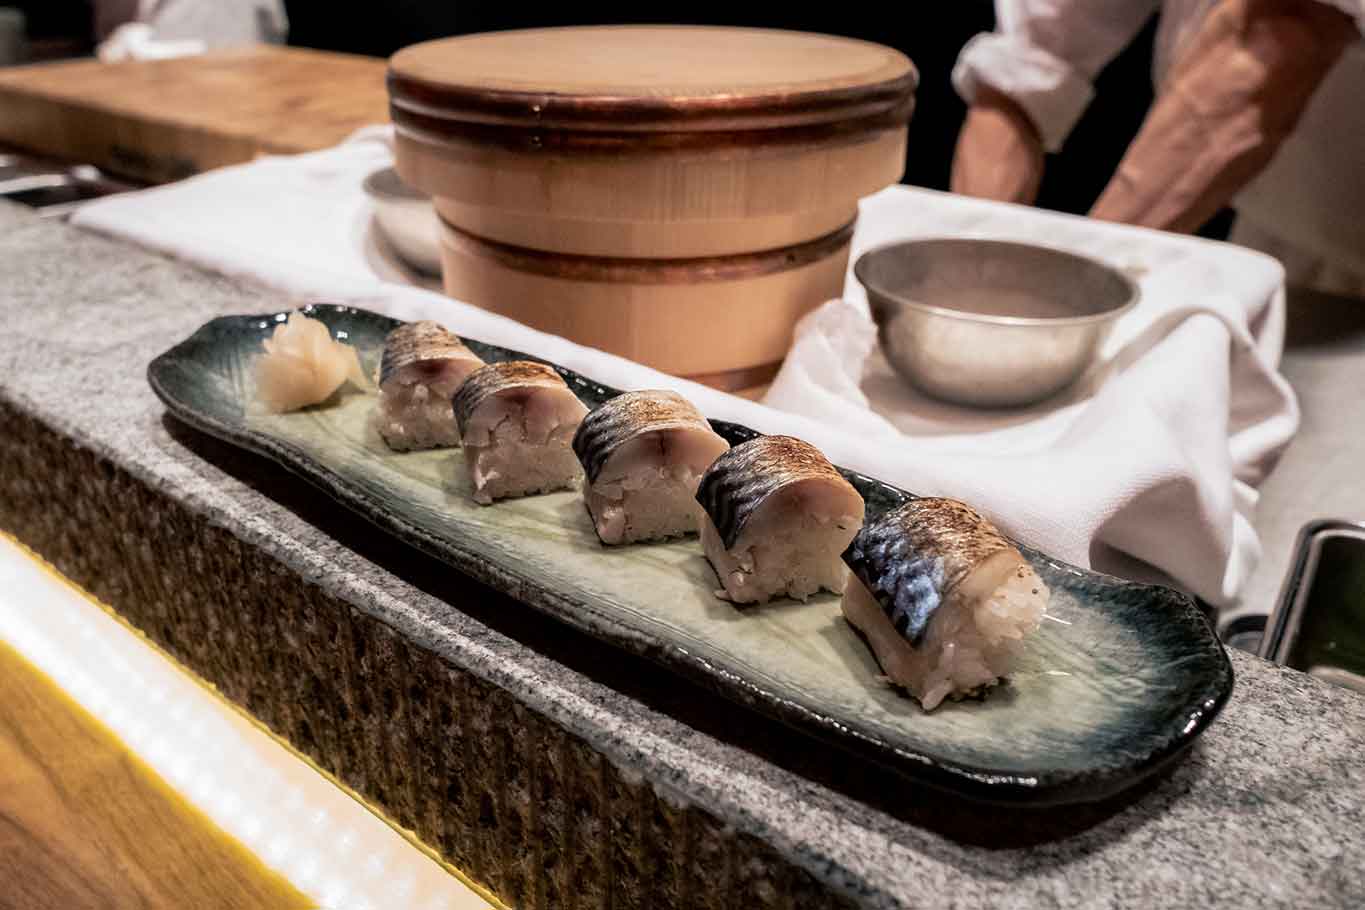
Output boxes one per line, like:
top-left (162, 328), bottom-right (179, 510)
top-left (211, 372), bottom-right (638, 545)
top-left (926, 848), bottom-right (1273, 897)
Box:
top-left (378, 320), bottom-right (482, 386)
top-left (573, 390), bottom-right (717, 485)
top-left (843, 497), bottom-right (1018, 646)
top-left (453, 360), bottom-right (572, 436)
top-left (695, 435), bottom-right (855, 550)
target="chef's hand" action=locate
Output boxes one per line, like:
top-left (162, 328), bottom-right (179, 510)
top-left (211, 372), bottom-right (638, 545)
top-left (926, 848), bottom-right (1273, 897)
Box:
top-left (950, 84), bottom-right (1046, 205)
top-left (1090, 0), bottom-right (1356, 233)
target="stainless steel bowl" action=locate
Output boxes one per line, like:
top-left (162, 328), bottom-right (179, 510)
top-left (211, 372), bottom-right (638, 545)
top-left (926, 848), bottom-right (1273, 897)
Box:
top-left (854, 238), bottom-right (1138, 408)
top-left (363, 166), bottom-right (442, 276)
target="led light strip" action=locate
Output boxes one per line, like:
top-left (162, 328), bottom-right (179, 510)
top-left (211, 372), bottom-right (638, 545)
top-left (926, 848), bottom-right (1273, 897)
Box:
top-left (0, 531), bottom-right (501, 910)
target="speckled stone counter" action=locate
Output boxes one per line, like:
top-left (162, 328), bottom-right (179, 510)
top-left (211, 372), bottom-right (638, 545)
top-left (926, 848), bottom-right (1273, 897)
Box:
top-left (2, 202), bottom-right (1363, 909)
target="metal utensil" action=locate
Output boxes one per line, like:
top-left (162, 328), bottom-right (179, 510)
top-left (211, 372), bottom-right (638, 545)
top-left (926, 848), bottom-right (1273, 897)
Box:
top-left (1262, 519), bottom-right (1365, 695)
top-left (854, 238), bottom-right (1138, 408)
top-left (0, 151), bottom-right (141, 219)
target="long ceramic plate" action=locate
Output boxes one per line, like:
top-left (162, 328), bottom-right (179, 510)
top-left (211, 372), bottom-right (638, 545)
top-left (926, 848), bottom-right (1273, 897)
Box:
top-left (148, 304), bottom-right (1233, 806)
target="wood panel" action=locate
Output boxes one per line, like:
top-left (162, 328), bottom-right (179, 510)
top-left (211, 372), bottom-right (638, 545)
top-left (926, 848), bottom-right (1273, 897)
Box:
top-left (0, 46), bottom-right (389, 182)
top-left (0, 639), bottom-right (313, 910)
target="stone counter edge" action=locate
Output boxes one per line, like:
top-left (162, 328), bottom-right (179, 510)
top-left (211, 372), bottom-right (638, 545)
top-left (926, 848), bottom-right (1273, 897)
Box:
top-left (4, 202), bottom-right (1365, 909)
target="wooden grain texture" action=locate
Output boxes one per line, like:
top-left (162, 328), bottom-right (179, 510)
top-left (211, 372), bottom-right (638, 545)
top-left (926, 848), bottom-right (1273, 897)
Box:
top-left (0, 46), bottom-right (388, 183)
top-left (390, 26), bottom-right (912, 101)
top-left (389, 26), bottom-right (912, 385)
top-left (438, 219), bottom-right (852, 383)
top-left (0, 639), bottom-right (314, 910)
top-left (411, 129), bottom-right (904, 258)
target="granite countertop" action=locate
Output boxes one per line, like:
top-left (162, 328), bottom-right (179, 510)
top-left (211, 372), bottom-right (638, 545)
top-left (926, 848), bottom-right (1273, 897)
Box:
top-left (2, 201), bottom-right (1363, 908)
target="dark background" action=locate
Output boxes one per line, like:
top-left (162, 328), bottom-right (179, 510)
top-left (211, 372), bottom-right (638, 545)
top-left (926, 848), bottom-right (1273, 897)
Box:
top-left (13, 2), bottom-right (1194, 228)
top-left (282, 1), bottom-right (1161, 219)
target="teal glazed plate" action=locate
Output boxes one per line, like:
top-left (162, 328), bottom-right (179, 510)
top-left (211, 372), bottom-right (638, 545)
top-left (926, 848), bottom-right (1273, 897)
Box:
top-left (148, 304), bottom-right (1233, 806)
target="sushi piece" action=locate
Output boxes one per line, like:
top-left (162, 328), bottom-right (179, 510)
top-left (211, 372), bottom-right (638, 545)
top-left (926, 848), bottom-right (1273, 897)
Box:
top-left (841, 497), bottom-right (1049, 711)
top-left (453, 360), bottom-right (588, 504)
top-left (572, 390), bottom-right (730, 544)
top-left (696, 436), bottom-right (864, 604)
top-left (254, 311), bottom-right (368, 414)
top-left (375, 321), bottom-right (484, 451)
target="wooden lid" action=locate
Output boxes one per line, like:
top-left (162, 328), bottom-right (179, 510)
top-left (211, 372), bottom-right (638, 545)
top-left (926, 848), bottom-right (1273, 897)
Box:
top-left (388, 26), bottom-right (915, 142)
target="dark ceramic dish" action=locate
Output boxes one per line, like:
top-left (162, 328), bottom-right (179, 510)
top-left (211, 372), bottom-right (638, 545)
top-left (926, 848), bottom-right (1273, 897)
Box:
top-left (148, 304), bottom-right (1233, 806)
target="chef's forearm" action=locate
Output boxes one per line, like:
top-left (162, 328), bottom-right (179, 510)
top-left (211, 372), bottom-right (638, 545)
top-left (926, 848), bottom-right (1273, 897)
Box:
top-left (950, 85), bottom-right (1046, 204)
top-left (1090, 0), bottom-right (1355, 233)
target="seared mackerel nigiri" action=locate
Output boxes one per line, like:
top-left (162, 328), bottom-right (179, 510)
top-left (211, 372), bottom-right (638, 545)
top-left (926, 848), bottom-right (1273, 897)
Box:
top-left (453, 361), bottom-right (587, 504)
top-left (696, 436), bottom-right (864, 604)
top-left (376, 321), bottom-right (484, 451)
top-left (573, 390), bottom-right (730, 545)
top-left (842, 498), bottom-right (1049, 711)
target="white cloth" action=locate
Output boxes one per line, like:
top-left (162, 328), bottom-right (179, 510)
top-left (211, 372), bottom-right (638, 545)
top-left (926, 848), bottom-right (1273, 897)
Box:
top-left (70, 129), bottom-right (1298, 607)
top-left (98, 23), bottom-right (206, 62)
top-left (96, 0), bottom-right (287, 60)
top-left (954, 0), bottom-right (1365, 292)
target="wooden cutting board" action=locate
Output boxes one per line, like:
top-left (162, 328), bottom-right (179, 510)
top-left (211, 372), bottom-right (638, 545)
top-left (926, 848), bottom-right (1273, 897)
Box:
top-left (0, 46), bottom-right (389, 183)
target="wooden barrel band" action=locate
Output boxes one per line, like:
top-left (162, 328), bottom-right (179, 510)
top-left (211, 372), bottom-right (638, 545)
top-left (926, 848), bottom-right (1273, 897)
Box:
top-left (683, 360), bottom-right (783, 393)
top-left (392, 98), bottom-right (913, 156)
top-left (440, 218), bottom-right (856, 285)
top-left (387, 68), bottom-right (916, 132)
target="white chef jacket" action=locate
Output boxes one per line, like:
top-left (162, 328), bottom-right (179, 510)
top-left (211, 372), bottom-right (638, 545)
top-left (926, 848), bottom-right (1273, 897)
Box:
top-left (95, 0), bottom-right (287, 55)
top-left (954, 0), bottom-right (1365, 295)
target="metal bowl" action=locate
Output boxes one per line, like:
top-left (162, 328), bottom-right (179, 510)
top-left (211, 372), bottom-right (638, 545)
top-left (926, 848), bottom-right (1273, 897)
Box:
top-left (854, 238), bottom-right (1138, 408)
top-left (363, 166), bottom-right (442, 276)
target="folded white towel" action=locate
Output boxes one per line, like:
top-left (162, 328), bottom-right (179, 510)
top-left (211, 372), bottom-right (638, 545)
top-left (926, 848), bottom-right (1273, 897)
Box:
top-left (72, 127), bottom-right (1297, 607)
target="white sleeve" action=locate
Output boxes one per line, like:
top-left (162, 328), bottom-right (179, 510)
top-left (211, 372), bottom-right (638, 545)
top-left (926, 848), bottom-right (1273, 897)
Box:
top-left (953, 0), bottom-right (1161, 151)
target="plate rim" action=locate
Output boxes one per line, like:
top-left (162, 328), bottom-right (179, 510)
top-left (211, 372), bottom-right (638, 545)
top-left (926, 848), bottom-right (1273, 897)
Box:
top-left (147, 304), bottom-right (1235, 806)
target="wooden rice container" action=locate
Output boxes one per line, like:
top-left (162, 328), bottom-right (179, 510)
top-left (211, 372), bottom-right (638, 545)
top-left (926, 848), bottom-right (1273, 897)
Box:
top-left (389, 26), bottom-right (916, 391)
